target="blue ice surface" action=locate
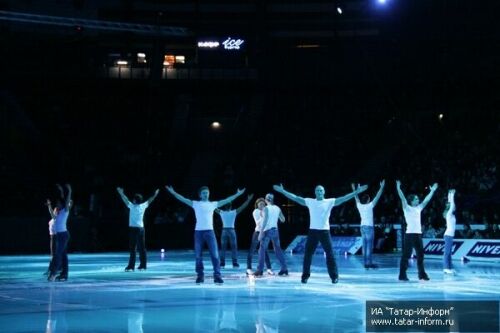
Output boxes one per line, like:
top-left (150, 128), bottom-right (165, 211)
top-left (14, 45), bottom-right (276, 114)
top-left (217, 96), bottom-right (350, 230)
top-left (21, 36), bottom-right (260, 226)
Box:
top-left (0, 251), bottom-right (498, 332)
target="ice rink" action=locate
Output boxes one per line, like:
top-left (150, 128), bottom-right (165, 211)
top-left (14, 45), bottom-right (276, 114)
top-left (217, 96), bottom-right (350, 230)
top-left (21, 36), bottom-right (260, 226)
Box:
top-left (0, 251), bottom-right (498, 332)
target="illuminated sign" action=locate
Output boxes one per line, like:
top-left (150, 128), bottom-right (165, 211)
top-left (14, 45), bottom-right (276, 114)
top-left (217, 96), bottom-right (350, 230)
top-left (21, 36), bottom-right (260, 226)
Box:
top-left (197, 41), bottom-right (219, 48)
top-left (222, 38), bottom-right (244, 50)
top-left (197, 38), bottom-right (245, 50)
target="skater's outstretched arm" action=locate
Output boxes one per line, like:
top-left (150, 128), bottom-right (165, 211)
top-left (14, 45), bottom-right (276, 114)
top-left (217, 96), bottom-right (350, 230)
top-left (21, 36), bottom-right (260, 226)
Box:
top-left (335, 184), bottom-right (368, 206)
top-left (278, 209), bottom-right (285, 223)
top-left (420, 183), bottom-right (438, 209)
top-left (46, 199), bottom-right (56, 219)
top-left (217, 188), bottom-right (246, 208)
top-left (116, 187), bottom-right (132, 206)
top-left (165, 186), bottom-right (193, 207)
top-left (351, 183), bottom-right (361, 204)
top-left (147, 189), bottom-right (160, 205)
top-left (65, 184), bottom-right (73, 210)
top-left (272, 184), bottom-right (306, 206)
top-left (56, 183), bottom-right (64, 201)
top-left (448, 189), bottom-right (456, 213)
top-left (371, 180), bottom-right (386, 206)
top-left (235, 194), bottom-right (254, 214)
top-left (396, 180), bottom-right (408, 209)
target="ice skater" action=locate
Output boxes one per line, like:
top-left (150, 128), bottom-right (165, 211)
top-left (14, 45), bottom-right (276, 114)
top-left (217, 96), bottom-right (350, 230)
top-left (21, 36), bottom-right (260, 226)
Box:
top-left (44, 199), bottom-right (58, 276)
top-left (396, 180), bottom-right (438, 281)
top-left (166, 185), bottom-right (245, 284)
top-left (117, 187), bottom-right (159, 271)
top-left (215, 194), bottom-right (254, 268)
top-left (253, 193), bottom-right (288, 277)
top-left (443, 189), bottom-right (456, 274)
top-left (48, 184), bottom-right (72, 282)
top-left (273, 183), bottom-right (367, 284)
top-left (352, 180), bottom-right (385, 268)
top-left (247, 197), bottom-right (274, 276)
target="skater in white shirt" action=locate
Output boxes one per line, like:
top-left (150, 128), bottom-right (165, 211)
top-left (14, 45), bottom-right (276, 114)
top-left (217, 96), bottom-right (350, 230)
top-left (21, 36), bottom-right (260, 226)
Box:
top-left (253, 193), bottom-right (288, 277)
top-left (44, 199), bottom-right (59, 276)
top-left (442, 189), bottom-right (456, 274)
top-left (273, 183), bottom-right (367, 284)
top-left (166, 185), bottom-right (245, 284)
top-left (48, 184), bottom-right (72, 282)
top-left (117, 187), bottom-right (159, 271)
top-left (396, 180), bottom-right (438, 281)
top-left (247, 198), bottom-right (274, 275)
top-left (352, 180), bottom-right (385, 268)
top-left (215, 194), bottom-right (254, 268)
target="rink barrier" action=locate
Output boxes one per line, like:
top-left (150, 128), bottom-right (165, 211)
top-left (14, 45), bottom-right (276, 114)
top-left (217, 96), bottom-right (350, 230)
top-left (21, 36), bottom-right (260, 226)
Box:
top-left (285, 235), bottom-right (362, 255)
top-left (423, 238), bottom-right (500, 262)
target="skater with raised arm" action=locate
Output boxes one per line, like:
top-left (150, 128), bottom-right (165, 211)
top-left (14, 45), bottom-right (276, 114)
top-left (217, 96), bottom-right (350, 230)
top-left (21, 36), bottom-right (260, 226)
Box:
top-left (48, 184), bottom-right (72, 282)
top-left (44, 199), bottom-right (58, 276)
top-left (117, 187), bottom-right (159, 271)
top-left (443, 189), bottom-right (456, 275)
top-left (215, 194), bottom-right (254, 268)
top-left (166, 185), bottom-right (245, 284)
top-left (273, 183), bottom-right (367, 284)
top-left (396, 180), bottom-right (438, 281)
top-left (352, 180), bottom-right (385, 268)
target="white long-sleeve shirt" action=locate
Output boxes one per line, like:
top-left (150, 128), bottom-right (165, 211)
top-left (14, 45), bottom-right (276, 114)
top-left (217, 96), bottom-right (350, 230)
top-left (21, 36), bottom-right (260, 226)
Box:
top-left (444, 192), bottom-right (456, 237)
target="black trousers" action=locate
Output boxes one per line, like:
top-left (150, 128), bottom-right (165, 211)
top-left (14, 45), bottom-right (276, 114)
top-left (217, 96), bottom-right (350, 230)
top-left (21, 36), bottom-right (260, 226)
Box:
top-left (399, 233), bottom-right (426, 277)
top-left (302, 229), bottom-right (338, 280)
top-left (128, 227), bottom-right (147, 268)
top-left (51, 231), bottom-right (70, 276)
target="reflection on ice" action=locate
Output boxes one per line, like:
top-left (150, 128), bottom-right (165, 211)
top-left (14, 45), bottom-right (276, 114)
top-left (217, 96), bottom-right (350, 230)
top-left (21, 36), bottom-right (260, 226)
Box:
top-left (128, 311), bottom-right (144, 333)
